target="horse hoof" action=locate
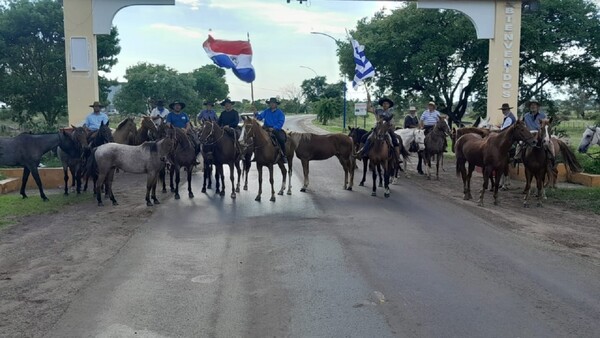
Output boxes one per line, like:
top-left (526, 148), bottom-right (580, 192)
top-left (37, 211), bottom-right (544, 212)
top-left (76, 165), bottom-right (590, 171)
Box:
top-left (220, 191), bottom-right (225, 197)
top-left (235, 187), bottom-right (240, 193)
top-left (300, 188), bottom-right (306, 192)
top-left (147, 201), bottom-right (154, 207)
top-left (153, 199), bottom-right (161, 205)
top-left (493, 201), bottom-right (498, 206)
top-left (477, 202), bottom-right (484, 207)
top-left (359, 182), bottom-right (364, 187)
top-left (384, 193), bottom-right (390, 198)
top-left (231, 193), bottom-right (236, 199)
top-left (278, 191), bottom-right (283, 196)
top-left (243, 186), bottom-right (248, 191)
top-left (112, 201), bottom-right (119, 206)
top-left (255, 196), bottom-right (261, 202)
top-left (426, 176), bottom-right (431, 180)
top-left (378, 183), bottom-right (383, 188)
top-left (371, 192), bottom-right (376, 197)
top-left (287, 190), bottom-right (292, 195)
top-left (346, 187), bottom-right (352, 191)
top-left (523, 203), bottom-right (529, 208)
top-left (64, 192), bottom-right (69, 196)
top-left (207, 184), bottom-right (212, 189)
top-left (175, 194), bottom-right (180, 200)
top-left (170, 188), bottom-right (175, 193)
top-left (201, 188), bottom-right (206, 193)
top-left (189, 192), bottom-right (194, 198)
top-left (270, 196), bottom-right (276, 202)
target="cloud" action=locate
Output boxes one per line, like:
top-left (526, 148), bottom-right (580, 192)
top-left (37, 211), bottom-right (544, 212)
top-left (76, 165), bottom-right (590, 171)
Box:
top-left (177, 0), bottom-right (202, 11)
top-left (148, 23), bottom-right (205, 39)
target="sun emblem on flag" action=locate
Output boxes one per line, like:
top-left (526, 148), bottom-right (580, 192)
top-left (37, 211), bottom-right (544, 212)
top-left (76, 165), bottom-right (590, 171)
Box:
top-left (230, 56), bottom-right (239, 66)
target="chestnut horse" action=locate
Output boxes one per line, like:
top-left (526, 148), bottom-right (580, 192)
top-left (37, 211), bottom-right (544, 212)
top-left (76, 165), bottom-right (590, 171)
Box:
top-left (423, 118), bottom-right (450, 180)
top-left (455, 120), bottom-right (536, 206)
top-left (238, 117), bottom-right (294, 202)
top-left (288, 131), bottom-right (355, 192)
top-left (347, 127), bottom-right (383, 187)
top-left (367, 121), bottom-right (393, 197)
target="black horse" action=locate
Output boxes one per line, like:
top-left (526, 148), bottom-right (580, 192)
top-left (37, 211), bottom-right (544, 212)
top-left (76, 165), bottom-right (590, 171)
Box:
top-left (0, 132), bottom-right (73, 200)
top-left (82, 121), bottom-right (113, 192)
top-left (347, 127), bottom-right (383, 187)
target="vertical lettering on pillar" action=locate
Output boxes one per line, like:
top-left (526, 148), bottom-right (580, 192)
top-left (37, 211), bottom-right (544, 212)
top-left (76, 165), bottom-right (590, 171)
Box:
top-left (502, 4), bottom-right (515, 99)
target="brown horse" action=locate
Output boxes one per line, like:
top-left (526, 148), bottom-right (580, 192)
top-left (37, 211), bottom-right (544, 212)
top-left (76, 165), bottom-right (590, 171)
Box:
top-left (347, 127), bottom-right (383, 187)
top-left (135, 116), bottom-right (159, 144)
top-left (167, 127), bottom-right (201, 200)
top-left (366, 120), bottom-right (392, 197)
top-left (238, 117), bottom-right (294, 202)
top-left (451, 127), bottom-right (491, 153)
top-left (424, 118), bottom-right (450, 180)
top-left (288, 131), bottom-right (355, 192)
top-left (456, 119), bottom-right (536, 206)
top-left (57, 126), bottom-right (89, 195)
top-left (198, 121), bottom-right (242, 199)
top-left (113, 117), bottom-right (137, 144)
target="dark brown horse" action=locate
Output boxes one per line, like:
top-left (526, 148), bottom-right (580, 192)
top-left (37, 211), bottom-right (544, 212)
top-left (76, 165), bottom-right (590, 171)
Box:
top-left (57, 126), bottom-right (89, 195)
top-left (167, 127), bottom-right (201, 199)
top-left (198, 121), bottom-right (242, 199)
top-left (366, 121), bottom-right (392, 197)
top-left (456, 119), bottom-right (536, 206)
top-left (451, 127), bottom-right (491, 153)
top-left (288, 131), bottom-right (355, 192)
top-left (113, 117), bottom-right (137, 144)
top-left (347, 127), bottom-right (383, 187)
top-left (82, 121), bottom-right (113, 192)
top-left (423, 118), bottom-right (450, 180)
top-left (239, 117), bottom-right (294, 202)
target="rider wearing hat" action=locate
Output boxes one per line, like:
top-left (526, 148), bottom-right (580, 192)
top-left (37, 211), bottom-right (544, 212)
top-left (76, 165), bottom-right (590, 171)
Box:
top-left (404, 106), bottom-right (419, 129)
top-left (499, 103), bottom-right (516, 130)
top-left (150, 100), bottom-right (170, 127)
top-left (165, 100), bottom-right (191, 131)
top-left (523, 99), bottom-right (546, 131)
top-left (356, 96), bottom-right (402, 163)
top-left (83, 101), bottom-right (109, 131)
top-left (217, 98), bottom-right (240, 130)
top-left (255, 97), bottom-right (287, 163)
top-left (197, 100), bottom-right (217, 125)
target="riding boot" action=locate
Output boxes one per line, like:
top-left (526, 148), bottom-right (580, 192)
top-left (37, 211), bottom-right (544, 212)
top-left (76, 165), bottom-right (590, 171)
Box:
top-left (279, 149), bottom-right (288, 163)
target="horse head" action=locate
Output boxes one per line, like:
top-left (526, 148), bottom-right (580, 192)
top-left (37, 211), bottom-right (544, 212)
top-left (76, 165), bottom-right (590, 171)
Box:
top-left (578, 125), bottom-right (599, 153)
top-left (512, 120), bottom-right (536, 146)
top-left (435, 117), bottom-right (450, 136)
top-left (373, 121), bottom-right (390, 141)
top-left (414, 129), bottom-right (426, 151)
top-left (140, 115), bottom-right (158, 139)
top-left (239, 117), bottom-right (258, 147)
top-left (97, 120), bottom-right (114, 143)
top-left (70, 125), bottom-right (89, 152)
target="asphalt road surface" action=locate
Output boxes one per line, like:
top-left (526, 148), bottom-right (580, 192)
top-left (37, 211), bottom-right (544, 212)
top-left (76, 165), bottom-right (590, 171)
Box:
top-left (48, 115), bottom-right (600, 337)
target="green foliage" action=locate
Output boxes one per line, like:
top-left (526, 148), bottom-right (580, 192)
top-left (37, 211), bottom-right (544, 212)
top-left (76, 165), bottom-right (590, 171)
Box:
top-left (314, 97), bottom-right (343, 125)
top-left (301, 76), bottom-right (345, 103)
top-left (0, 0), bottom-right (120, 128)
top-left (190, 65), bottom-right (229, 103)
top-left (546, 188), bottom-right (600, 214)
top-left (0, 192), bottom-right (92, 228)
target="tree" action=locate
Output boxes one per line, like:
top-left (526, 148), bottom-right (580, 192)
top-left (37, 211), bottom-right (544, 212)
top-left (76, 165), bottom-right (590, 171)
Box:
top-left (98, 27), bottom-right (121, 103)
top-left (113, 63), bottom-right (197, 115)
top-left (190, 65), bottom-right (229, 103)
top-left (314, 97), bottom-right (342, 125)
top-left (0, 0), bottom-right (121, 128)
top-left (301, 76), bottom-right (328, 103)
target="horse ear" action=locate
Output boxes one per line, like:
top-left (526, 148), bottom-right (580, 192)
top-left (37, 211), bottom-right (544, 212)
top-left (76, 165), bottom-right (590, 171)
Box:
top-left (71, 124), bottom-right (76, 129)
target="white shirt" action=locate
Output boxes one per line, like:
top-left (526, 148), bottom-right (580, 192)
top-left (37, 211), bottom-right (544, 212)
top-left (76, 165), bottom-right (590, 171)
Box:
top-left (150, 107), bottom-right (170, 125)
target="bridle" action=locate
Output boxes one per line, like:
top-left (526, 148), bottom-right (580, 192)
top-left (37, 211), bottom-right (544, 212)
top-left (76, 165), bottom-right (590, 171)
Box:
top-left (199, 121), bottom-right (224, 146)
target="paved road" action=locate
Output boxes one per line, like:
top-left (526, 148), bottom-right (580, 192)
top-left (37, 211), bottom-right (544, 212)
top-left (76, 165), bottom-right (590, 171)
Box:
top-left (48, 115), bottom-right (600, 337)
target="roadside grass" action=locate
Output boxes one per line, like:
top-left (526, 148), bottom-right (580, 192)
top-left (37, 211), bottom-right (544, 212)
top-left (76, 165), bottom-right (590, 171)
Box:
top-left (0, 193), bottom-right (92, 229)
top-left (546, 187), bottom-right (600, 214)
top-left (313, 115), bottom-right (377, 134)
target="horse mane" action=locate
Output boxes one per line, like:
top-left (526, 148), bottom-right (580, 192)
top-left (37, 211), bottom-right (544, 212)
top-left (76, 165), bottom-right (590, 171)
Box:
top-left (288, 131), bottom-right (310, 147)
top-left (173, 127), bottom-right (192, 149)
top-left (116, 117), bottom-right (133, 130)
top-left (142, 141), bottom-right (158, 153)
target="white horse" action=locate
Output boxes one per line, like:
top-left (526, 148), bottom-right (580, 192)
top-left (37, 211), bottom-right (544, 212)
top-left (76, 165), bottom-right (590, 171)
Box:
top-left (395, 128), bottom-right (425, 176)
top-left (578, 126), bottom-right (600, 154)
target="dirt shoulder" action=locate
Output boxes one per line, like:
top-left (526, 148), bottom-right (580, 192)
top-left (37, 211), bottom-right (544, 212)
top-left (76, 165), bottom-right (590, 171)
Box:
top-left (395, 156), bottom-right (600, 265)
top-left (0, 173), bottom-right (161, 337)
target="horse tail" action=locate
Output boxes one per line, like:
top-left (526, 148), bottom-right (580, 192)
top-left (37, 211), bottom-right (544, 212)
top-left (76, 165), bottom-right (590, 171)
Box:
top-left (557, 139), bottom-right (583, 173)
top-left (400, 142), bottom-right (410, 161)
top-left (86, 148), bottom-right (99, 180)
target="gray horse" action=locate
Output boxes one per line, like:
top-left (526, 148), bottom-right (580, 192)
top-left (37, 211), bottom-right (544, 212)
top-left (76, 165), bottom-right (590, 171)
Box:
top-left (89, 126), bottom-right (176, 206)
top-left (0, 132), bottom-right (73, 200)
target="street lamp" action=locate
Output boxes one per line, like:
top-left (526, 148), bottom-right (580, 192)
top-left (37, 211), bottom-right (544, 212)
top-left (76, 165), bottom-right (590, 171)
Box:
top-left (299, 65), bottom-right (318, 77)
top-left (310, 31), bottom-right (348, 130)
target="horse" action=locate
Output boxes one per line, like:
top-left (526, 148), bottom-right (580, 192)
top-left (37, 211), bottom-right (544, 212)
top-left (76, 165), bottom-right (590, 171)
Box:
top-left (238, 117), bottom-right (294, 202)
top-left (0, 132), bottom-right (73, 200)
top-left (423, 118), bottom-right (450, 180)
top-left (366, 120), bottom-right (393, 197)
top-left (134, 115), bottom-right (159, 144)
top-left (451, 127), bottom-right (491, 153)
top-left (521, 119), bottom-right (555, 207)
top-left (57, 126), bottom-right (89, 195)
top-left (288, 131), bottom-right (355, 192)
top-left (394, 128), bottom-right (425, 176)
top-left (347, 127), bottom-right (383, 187)
top-left (82, 121), bottom-right (113, 192)
top-left (89, 126), bottom-right (176, 206)
top-left (197, 121), bottom-right (242, 199)
top-left (113, 117), bottom-right (137, 144)
top-left (578, 126), bottom-right (600, 154)
top-left (164, 127), bottom-right (202, 199)
top-left (455, 119), bottom-right (536, 206)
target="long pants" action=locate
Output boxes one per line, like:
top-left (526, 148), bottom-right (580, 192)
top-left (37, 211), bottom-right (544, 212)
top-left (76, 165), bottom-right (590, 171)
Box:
top-left (273, 129), bottom-right (286, 153)
top-left (362, 130), bottom-right (399, 156)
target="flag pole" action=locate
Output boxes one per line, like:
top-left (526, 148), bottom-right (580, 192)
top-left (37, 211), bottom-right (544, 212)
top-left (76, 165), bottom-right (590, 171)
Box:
top-left (248, 32), bottom-right (255, 104)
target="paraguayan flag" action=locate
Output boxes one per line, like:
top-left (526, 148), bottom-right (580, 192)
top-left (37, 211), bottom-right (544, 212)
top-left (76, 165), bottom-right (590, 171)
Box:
top-left (351, 39), bottom-right (375, 90)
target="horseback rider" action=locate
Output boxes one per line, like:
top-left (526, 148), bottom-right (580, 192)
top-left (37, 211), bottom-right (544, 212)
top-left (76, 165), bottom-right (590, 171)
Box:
top-left (197, 100), bottom-right (217, 126)
top-left (517, 99), bottom-right (555, 166)
top-left (419, 101), bottom-right (441, 135)
top-left (217, 98), bottom-right (242, 159)
top-left (83, 101), bottom-right (109, 132)
top-left (255, 97), bottom-right (287, 163)
top-left (165, 100), bottom-right (191, 131)
top-left (499, 103), bottom-right (517, 130)
top-left (404, 106), bottom-right (419, 129)
top-left (356, 96), bottom-right (402, 164)
top-left (150, 100), bottom-right (170, 127)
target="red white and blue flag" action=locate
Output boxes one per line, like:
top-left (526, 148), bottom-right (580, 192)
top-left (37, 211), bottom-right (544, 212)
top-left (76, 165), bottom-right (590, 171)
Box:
top-left (203, 35), bottom-right (255, 83)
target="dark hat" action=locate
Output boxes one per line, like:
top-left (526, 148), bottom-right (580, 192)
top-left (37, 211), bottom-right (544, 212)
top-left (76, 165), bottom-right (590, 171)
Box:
top-left (220, 98), bottom-right (234, 106)
top-left (498, 103), bottom-right (513, 110)
top-left (266, 97), bottom-right (281, 105)
top-left (378, 97), bottom-right (394, 108)
top-left (89, 101), bottom-right (105, 108)
top-left (156, 100), bottom-right (164, 106)
top-left (203, 100), bottom-right (215, 106)
top-left (169, 100), bottom-right (186, 110)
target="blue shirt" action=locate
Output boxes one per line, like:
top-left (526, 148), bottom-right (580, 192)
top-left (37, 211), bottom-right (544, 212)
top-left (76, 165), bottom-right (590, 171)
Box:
top-left (197, 109), bottom-right (217, 122)
top-left (84, 112), bottom-right (109, 131)
top-left (524, 111), bottom-right (546, 131)
top-left (256, 108), bottom-right (285, 130)
top-left (420, 110), bottom-right (441, 126)
top-left (166, 111), bottom-right (190, 129)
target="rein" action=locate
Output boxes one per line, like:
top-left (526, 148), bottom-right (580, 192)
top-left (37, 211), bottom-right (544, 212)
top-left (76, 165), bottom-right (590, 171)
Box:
top-left (200, 122), bottom-right (225, 146)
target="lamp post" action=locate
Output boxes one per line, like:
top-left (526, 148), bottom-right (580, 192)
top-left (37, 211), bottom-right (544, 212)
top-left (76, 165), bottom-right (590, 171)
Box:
top-left (299, 65), bottom-right (319, 77)
top-left (310, 31), bottom-right (348, 130)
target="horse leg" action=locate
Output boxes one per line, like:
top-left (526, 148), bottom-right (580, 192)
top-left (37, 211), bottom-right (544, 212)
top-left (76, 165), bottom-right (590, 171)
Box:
top-left (201, 163), bottom-right (208, 193)
top-left (29, 166), bottom-right (48, 201)
top-left (371, 164), bottom-right (377, 197)
top-left (536, 172), bottom-right (545, 207)
top-left (269, 165), bottom-right (276, 202)
top-left (425, 155), bottom-right (432, 180)
top-left (378, 164), bottom-right (383, 187)
top-left (359, 159), bottom-right (367, 186)
top-left (151, 173), bottom-right (160, 205)
top-left (300, 159), bottom-right (309, 192)
top-left (277, 161), bottom-right (286, 196)
top-left (466, 163), bottom-right (475, 200)
top-left (160, 168), bottom-right (167, 193)
top-left (174, 165), bottom-right (181, 200)
top-left (215, 164), bottom-right (222, 194)
top-left (234, 161), bottom-right (241, 193)
top-left (219, 164), bottom-right (226, 197)
top-left (286, 157), bottom-right (293, 195)
top-left (435, 154), bottom-right (441, 180)
top-left (255, 164), bottom-right (263, 201)
top-left (384, 161), bottom-right (391, 198)
top-left (75, 164), bottom-right (83, 194)
top-left (106, 169), bottom-right (118, 206)
top-left (187, 165), bottom-right (194, 198)
top-left (478, 167), bottom-right (490, 207)
top-left (95, 172), bottom-right (106, 206)
top-left (229, 163), bottom-right (236, 199)
top-left (63, 166), bottom-right (69, 195)
top-left (493, 171), bottom-right (501, 206)
top-left (145, 173), bottom-right (154, 206)
top-left (348, 156), bottom-right (355, 191)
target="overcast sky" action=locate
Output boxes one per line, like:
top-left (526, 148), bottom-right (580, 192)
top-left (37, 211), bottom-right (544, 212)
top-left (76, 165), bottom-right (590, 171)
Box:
top-left (105, 0), bottom-right (398, 103)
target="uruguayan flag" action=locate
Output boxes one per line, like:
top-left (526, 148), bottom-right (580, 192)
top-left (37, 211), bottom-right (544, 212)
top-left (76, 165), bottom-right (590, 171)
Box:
top-left (351, 39), bottom-right (375, 90)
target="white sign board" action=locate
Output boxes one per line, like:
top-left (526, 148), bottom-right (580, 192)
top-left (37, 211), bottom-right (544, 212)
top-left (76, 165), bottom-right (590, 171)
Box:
top-left (70, 37), bottom-right (90, 72)
top-left (354, 102), bottom-right (367, 116)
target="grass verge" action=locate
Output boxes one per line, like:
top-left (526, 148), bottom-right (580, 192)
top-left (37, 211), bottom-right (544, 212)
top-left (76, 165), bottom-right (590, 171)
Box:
top-left (546, 187), bottom-right (600, 214)
top-left (0, 193), bottom-right (92, 229)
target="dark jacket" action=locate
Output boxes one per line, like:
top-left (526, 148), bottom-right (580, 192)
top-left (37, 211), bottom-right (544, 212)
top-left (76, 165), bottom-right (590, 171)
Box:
top-left (404, 115), bottom-right (419, 129)
top-left (218, 109), bottom-right (240, 129)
